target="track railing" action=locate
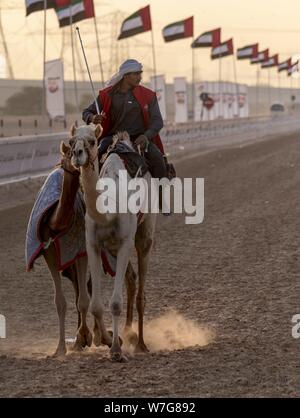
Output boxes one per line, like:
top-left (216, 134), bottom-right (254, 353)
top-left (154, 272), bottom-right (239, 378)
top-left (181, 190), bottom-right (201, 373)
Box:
top-left (1, 115), bottom-right (300, 182)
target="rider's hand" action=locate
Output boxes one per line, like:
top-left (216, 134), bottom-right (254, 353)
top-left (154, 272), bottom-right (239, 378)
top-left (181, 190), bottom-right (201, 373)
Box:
top-left (135, 134), bottom-right (149, 151)
top-left (92, 112), bottom-right (106, 125)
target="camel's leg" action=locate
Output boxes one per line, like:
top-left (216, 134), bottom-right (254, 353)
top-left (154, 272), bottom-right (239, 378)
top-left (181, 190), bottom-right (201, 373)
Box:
top-left (86, 273), bottom-right (101, 347)
top-left (86, 236), bottom-right (112, 348)
top-left (43, 246), bottom-right (67, 357)
top-left (123, 262), bottom-right (138, 346)
top-left (110, 239), bottom-right (135, 362)
top-left (135, 222), bottom-right (154, 354)
top-left (73, 256), bottom-right (92, 351)
top-left (63, 265), bottom-right (81, 329)
top-left (72, 274), bottom-right (81, 330)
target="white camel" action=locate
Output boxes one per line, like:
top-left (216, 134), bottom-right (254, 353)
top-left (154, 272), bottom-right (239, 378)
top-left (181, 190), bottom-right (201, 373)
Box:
top-left (69, 124), bottom-right (157, 362)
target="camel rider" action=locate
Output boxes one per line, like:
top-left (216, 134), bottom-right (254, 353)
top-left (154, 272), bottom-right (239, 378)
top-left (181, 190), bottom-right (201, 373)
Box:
top-left (82, 59), bottom-right (168, 180)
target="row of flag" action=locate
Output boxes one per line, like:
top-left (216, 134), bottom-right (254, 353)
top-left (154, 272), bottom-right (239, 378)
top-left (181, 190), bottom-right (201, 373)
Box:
top-left (120, 6), bottom-right (298, 76)
top-left (25, 1), bottom-right (299, 76)
top-left (25, 0), bottom-right (94, 27)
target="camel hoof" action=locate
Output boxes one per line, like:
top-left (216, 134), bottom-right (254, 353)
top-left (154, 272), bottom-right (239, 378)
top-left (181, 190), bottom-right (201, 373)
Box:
top-left (93, 329), bottom-right (102, 347)
top-left (77, 329), bottom-right (93, 348)
top-left (49, 346), bottom-right (67, 358)
top-left (72, 339), bottom-right (84, 352)
top-left (110, 351), bottom-right (128, 363)
top-left (101, 331), bottom-right (123, 348)
top-left (134, 342), bottom-right (150, 354)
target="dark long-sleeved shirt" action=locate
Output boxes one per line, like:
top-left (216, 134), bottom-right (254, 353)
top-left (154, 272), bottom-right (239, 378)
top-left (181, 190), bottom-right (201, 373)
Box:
top-left (82, 88), bottom-right (163, 139)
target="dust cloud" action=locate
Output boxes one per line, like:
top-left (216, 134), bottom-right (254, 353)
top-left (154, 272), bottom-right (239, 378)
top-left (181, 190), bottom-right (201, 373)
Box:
top-left (136, 310), bottom-right (214, 352)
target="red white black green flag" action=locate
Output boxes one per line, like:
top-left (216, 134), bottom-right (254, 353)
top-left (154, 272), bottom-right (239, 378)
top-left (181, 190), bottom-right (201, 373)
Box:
top-left (287, 61), bottom-right (299, 76)
top-left (25, 0), bottom-right (57, 16)
top-left (55, 0), bottom-right (94, 27)
top-left (237, 44), bottom-right (258, 60)
top-left (250, 49), bottom-right (269, 64)
top-left (162, 17), bottom-right (193, 42)
top-left (278, 58), bottom-right (291, 72)
top-left (261, 54), bottom-right (279, 68)
top-left (211, 39), bottom-right (233, 59)
top-left (118, 5), bottom-right (152, 40)
top-left (191, 28), bottom-right (221, 48)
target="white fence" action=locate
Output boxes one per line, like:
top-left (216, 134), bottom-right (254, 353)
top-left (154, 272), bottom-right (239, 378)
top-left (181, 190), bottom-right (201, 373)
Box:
top-left (0, 132), bottom-right (67, 180)
top-left (1, 115), bottom-right (300, 182)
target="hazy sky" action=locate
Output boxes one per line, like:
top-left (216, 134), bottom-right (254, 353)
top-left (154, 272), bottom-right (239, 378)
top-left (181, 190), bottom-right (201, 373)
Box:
top-left (1, 0), bottom-right (300, 87)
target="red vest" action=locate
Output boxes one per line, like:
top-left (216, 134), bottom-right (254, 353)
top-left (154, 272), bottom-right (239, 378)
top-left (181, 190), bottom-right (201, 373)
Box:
top-left (98, 85), bottom-right (165, 154)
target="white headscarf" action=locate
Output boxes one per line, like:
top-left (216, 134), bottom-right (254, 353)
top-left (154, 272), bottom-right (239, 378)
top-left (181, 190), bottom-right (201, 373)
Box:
top-left (105, 59), bottom-right (143, 88)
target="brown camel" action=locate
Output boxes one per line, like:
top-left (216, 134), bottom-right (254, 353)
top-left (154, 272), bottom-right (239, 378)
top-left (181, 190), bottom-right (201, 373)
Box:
top-left (38, 142), bottom-right (92, 356)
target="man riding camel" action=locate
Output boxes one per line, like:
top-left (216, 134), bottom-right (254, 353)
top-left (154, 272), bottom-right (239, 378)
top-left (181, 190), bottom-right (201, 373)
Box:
top-left (82, 59), bottom-right (169, 180)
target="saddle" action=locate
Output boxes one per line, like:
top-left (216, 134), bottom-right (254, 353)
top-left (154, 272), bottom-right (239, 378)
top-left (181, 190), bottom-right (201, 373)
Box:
top-left (102, 142), bottom-right (149, 178)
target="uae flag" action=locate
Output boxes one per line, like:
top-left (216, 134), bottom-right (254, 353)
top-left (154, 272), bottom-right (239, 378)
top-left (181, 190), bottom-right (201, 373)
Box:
top-left (261, 54), bottom-right (279, 68)
top-left (251, 49), bottom-right (269, 64)
top-left (25, 0), bottom-right (57, 16)
top-left (55, 0), bottom-right (95, 27)
top-left (287, 61), bottom-right (299, 76)
top-left (191, 28), bottom-right (221, 48)
top-left (118, 5), bottom-right (152, 40)
top-left (211, 39), bottom-right (233, 59)
top-left (237, 43), bottom-right (258, 60)
top-left (162, 17), bottom-right (193, 42)
top-left (278, 58), bottom-right (291, 72)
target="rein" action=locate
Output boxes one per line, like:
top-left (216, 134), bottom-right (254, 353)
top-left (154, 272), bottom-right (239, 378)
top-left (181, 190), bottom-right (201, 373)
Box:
top-left (61, 166), bottom-right (80, 176)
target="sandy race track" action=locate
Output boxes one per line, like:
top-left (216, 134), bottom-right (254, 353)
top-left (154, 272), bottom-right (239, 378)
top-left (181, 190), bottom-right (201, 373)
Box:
top-left (1, 131), bottom-right (300, 397)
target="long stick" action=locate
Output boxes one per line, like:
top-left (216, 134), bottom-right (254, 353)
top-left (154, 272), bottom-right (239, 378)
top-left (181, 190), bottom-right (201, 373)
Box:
top-left (76, 26), bottom-right (100, 114)
top-left (70, 9), bottom-right (79, 116)
top-left (42, 0), bottom-right (47, 116)
top-left (93, 16), bottom-right (105, 87)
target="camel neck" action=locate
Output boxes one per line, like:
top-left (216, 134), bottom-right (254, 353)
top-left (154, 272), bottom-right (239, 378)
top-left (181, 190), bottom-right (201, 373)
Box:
top-left (60, 170), bottom-right (80, 209)
top-left (80, 162), bottom-right (106, 224)
top-left (48, 169), bottom-right (80, 232)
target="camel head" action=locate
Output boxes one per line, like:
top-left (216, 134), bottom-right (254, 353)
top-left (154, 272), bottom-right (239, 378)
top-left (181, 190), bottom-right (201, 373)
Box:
top-left (69, 124), bottom-right (103, 169)
top-left (59, 141), bottom-right (80, 175)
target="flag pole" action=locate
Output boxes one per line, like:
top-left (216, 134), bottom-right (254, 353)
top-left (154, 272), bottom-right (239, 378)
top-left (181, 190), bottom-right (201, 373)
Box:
top-left (93, 15), bottom-right (105, 87)
top-left (151, 28), bottom-right (157, 91)
top-left (290, 74), bottom-right (294, 113)
top-left (0, 6), bottom-right (14, 79)
top-left (268, 68), bottom-right (271, 110)
top-left (218, 56), bottom-right (222, 118)
top-left (256, 68), bottom-right (260, 116)
top-left (149, 3), bottom-right (157, 90)
top-left (232, 54), bottom-right (240, 118)
top-left (69, 7), bottom-right (80, 117)
top-left (42, 0), bottom-right (47, 117)
top-left (192, 39), bottom-right (195, 121)
top-left (278, 71), bottom-right (281, 103)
